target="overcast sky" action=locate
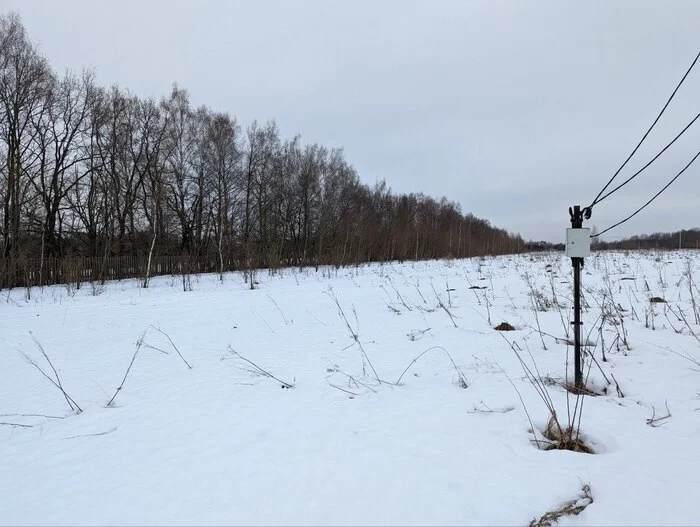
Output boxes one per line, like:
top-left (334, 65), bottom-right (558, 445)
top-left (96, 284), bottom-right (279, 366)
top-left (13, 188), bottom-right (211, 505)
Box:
top-left (4, 0), bottom-right (699, 242)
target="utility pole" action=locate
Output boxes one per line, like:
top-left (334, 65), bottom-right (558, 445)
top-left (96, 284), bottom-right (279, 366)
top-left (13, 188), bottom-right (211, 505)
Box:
top-left (567, 206), bottom-right (591, 390)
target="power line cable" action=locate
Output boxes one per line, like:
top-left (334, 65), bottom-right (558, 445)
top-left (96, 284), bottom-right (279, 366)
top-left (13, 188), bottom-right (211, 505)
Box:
top-left (592, 110), bottom-right (700, 207)
top-left (593, 148), bottom-right (700, 238)
top-left (589, 49), bottom-right (700, 210)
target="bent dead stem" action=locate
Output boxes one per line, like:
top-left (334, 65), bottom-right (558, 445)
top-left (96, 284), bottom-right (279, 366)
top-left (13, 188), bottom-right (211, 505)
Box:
top-left (19, 333), bottom-right (82, 414)
top-left (107, 330), bottom-right (147, 407)
top-left (395, 345), bottom-right (468, 388)
top-left (325, 287), bottom-right (382, 384)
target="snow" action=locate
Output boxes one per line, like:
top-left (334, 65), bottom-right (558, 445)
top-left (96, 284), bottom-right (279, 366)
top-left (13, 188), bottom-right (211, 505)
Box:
top-left (2, 251), bottom-right (700, 525)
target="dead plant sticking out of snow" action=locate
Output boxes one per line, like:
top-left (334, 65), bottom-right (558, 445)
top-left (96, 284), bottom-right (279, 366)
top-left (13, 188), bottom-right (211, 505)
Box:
top-left (542, 416), bottom-right (595, 454)
top-left (395, 345), bottom-right (468, 389)
top-left (107, 330), bottom-right (147, 407)
top-left (495, 333), bottom-right (595, 455)
top-left (529, 483), bottom-right (593, 527)
top-left (226, 347), bottom-right (295, 389)
top-left (325, 287), bottom-right (382, 384)
top-left (564, 382), bottom-right (602, 397)
top-left (20, 334), bottom-right (83, 414)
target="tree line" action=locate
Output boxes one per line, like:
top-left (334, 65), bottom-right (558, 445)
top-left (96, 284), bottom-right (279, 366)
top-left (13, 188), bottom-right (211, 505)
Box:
top-left (0, 13), bottom-right (525, 289)
top-left (595, 228), bottom-right (700, 251)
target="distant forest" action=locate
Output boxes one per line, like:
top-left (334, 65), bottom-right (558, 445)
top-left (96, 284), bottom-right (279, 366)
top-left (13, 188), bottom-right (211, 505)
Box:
top-left (0, 13), bottom-right (526, 289)
top-left (595, 228), bottom-right (700, 251)
top-left (524, 228), bottom-right (700, 254)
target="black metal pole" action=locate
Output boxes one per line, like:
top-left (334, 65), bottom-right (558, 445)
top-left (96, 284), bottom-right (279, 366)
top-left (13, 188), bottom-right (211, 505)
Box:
top-left (572, 255), bottom-right (582, 388)
top-left (570, 205), bottom-right (583, 389)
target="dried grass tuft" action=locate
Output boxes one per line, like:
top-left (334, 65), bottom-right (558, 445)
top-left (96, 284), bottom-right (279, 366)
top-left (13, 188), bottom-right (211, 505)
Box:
top-left (530, 484), bottom-right (593, 527)
top-left (542, 416), bottom-right (595, 454)
top-left (564, 382), bottom-right (601, 397)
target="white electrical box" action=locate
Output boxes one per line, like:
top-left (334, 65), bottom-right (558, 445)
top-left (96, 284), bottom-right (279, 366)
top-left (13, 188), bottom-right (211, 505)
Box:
top-left (566, 228), bottom-right (591, 257)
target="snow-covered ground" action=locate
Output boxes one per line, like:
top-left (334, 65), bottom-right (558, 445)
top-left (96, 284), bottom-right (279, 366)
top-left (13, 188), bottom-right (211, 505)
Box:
top-left (2, 251), bottom-right (700, 526)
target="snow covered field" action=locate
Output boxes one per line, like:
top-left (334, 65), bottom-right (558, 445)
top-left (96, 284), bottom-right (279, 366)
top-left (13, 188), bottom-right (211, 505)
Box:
top-left (2, 251), bottom-right (700, 526)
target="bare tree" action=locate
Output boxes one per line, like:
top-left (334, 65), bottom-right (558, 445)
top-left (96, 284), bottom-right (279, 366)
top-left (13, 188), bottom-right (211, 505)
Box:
top-left (27, 70), bottom-right (94, 268)
top-left (138, 97), bottom-right (170, 288)
top-left (68, 84), bottom-right (110, 258)
top-left (203, 111), bottom-right (242, 279)
top-left (242, 120), bottom-right (280, 280)
top-left (162, 85), bottom-right (201, 256)
top-left (0, 13), bottom-right (52, 259)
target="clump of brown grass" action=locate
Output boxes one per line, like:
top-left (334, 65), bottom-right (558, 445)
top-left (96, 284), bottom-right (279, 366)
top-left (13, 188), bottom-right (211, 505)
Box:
top-left (542, 416), bottom-right (595, 454)
top-left (564, 383), bottom-right (601, 397)
top-left (494, 322), bottom-right (516, 331)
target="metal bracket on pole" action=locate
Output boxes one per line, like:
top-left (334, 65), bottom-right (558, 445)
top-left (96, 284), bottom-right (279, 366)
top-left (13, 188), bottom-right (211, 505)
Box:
top-left (567, 205), bottom-right (591, 389)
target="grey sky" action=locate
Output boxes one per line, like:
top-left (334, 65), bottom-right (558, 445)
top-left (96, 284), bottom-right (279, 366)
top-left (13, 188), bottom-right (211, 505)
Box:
top-left (4, 0), bottom-right (699, 242)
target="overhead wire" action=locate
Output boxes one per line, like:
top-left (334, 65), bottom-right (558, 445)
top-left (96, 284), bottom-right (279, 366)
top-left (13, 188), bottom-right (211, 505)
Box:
top-left (588, 49), bottom-right (700, 210)
top-left (592, 110), bottom-right (700, 207)
top-left (593, 148), bottom-right (700, 238)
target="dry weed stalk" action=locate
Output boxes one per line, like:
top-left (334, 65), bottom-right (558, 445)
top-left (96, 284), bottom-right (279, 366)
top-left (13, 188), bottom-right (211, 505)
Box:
top-left (646, 400), bottom-right (672, 427)
top-left (227, 346), bottom-right (294, 388)
top-left (107, 330), bottom-right (147, 407)
top-left (430, 282), bottom-right (458, 328)
top-left (325, 287), bottom-right (382, 384)
top-left (149, 326), bottom-right (192, 369)
top-left (530, 484), bottom-right (593, 527)
top-left (20, 334), bottom-right (82, 414)
top-left (684, 259), bottom-right (700, 325)
top-left (395, 345), bottom-right (468, 388)
top-left (667, 304), bottom-right (700, 346)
